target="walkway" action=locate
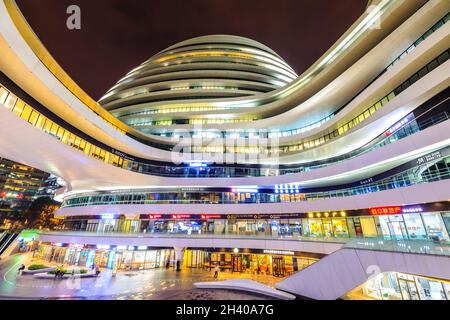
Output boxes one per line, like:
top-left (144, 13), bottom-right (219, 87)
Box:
top-left (0, 253), bottom-right (282, 300)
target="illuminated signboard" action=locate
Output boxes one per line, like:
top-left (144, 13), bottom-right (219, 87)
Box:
top-left (369, 206), bottom-right (401, 215)
top-left (385, 114), bottom-right (413, 136)
top-left (101, 214), bottom-right (115, 220)
top-left (200, 214), bottom-right (222, 219)
top-left (148, 214), bottom-right (162, 219)
top-left (263, 250), bottom-right (295, 256)
top-left (402, 206), bottom-right (423, 213)
top-left (171, 214), bottom-right (191, 219)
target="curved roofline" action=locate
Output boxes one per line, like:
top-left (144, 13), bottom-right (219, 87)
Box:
top-left (158, 34), bottom-right (283, 59)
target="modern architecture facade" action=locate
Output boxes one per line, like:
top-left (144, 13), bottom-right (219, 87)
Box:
top-left (0, 156), bottom-right (50, 220)
top-left (0, 0), bottom-right (449, 299)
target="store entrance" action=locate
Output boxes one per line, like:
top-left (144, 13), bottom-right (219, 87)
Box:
top-left (272, 257), bottom-right (286, 277)
top-left (398, 278), bottom-right (420, 300)
top-left (232, 255), bottom-right (242, 272)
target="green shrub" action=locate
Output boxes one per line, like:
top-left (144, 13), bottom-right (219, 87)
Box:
top-left (27, 264), bottom-right (49, 270)
top-left (48, 268), bottom-right (88, 275)
top-left (48, 269), bottom-right (66, 275)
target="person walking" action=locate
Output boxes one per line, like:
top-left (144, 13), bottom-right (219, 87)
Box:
top-left (17, 264), bottom-right (25, 275)
top-left (95, 265), bottom-right (101, 277)
top-left (213, 265), bottom-right (219, 279)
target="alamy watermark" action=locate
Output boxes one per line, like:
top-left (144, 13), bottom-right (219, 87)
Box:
top-left (66, 5), bottom-right (81, 30)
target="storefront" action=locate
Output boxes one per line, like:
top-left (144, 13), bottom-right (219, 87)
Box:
top-left (349, 271), bottom-right (450, 300)
top-left (377, 212), bottom-right (450, 241)
top-left (35, 244), bottom-right (175, 271)
top-left (183, 249), bottom-right (319, 277)
top-left (60, 205), bottom-right (450, 241)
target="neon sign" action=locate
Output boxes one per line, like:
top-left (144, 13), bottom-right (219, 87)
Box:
top-left (200, 214), bottom-right (222, 219)
top-left (369, 206), bottom-right (401, 215)
top-left (171, 214), bottom-right (191, 219)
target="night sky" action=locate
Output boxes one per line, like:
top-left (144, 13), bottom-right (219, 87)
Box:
top-left (16, 0), bottom-right (367, 100)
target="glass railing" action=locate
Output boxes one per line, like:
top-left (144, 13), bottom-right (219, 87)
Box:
top-left (61, 159), bottom-right (450, 208)
top-left (36, 230), bottom-right (349, 244)
top-left (34, 231), bottom-right (450, 256)
top-left (345, 237), bottom-right (450, 256)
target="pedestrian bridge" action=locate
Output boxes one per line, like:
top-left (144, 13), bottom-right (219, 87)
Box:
top-left (276, 238), bottom-right (450, 299)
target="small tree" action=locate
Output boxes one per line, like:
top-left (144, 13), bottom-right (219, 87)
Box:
top-left (23, 197), bottom-right (61, 229)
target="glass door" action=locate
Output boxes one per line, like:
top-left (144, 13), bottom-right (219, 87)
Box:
top-left (232, 255), bottom-right (242, 272)
top-left (272, 256), bottom-right (286, 277)
top-left (388, 221), bottom-right (408, 240)
top-left (399, 278), bottom-right (420, 300)
top-left (323, 220), bottom-right (333, 237)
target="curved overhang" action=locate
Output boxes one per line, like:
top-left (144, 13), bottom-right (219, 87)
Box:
top-left (55, 180), bottom-right (450, 217)
top-left (0, 0), bottom-right (436, 164)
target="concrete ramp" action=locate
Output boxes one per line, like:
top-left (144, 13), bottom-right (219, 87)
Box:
top-left (195, 279), bottom-right (296, 300)
top-left (276, 246), bottom-right (450, 300)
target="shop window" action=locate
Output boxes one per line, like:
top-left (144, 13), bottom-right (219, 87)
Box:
top-left (332, 218), bottom-right (349, 237)
top-left (422, 213), bottom-right (449, 240)
top-left (360, 217), bottom-right (378, 237)
top-left (403, 214), bottom-right (427, 240)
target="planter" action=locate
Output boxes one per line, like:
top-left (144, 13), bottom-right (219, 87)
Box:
top-left (22, 267), bottom-right (55, 275)
top-left (33, 271), bottom-right (98, 279)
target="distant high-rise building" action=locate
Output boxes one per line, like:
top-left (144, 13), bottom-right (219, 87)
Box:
top-left (0, 157), bottom-right (50, 218)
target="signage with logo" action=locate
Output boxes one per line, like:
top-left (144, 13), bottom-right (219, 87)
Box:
top-left (369, 206), bottom-right (402, 215)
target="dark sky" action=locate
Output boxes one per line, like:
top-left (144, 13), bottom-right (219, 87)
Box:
top-left (16, 0), bottom-right (367, 100)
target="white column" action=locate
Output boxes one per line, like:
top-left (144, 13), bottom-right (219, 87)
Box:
top-left (174, 246), bottom-right (185, 271)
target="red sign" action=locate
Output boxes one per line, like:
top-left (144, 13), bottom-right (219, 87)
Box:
top-left (200, 214), bottom-right (222, 220)
top-left (171, 214), bottom-right (191, 219)
top-left (148, 214), bottom-right (162, 219)
top-left (369, 206), bottom-right (401, 215)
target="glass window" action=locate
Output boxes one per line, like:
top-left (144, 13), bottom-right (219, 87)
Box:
top-left (332, 218), bottom-right (349, 238)
top-left (4, 94), bottom-right (17, 110)
top-left (308, 219), bottom-right (323, 237)
top-left (12, 99), bottom-right (25, 116)
top-left (28, 110), bottom-right (39, 125)
top-left (35, 115), bottom-right (45, 129)
top-left (0, 86), bottom-right (9, 104)
top-left (20, 105), bottom-right (32, 122)
top-left (422, 213), bottom-right (449, 240)
top-left (360, 217), bottom-right (378, 237)
top-left (403, 214), bottom-right (427, 240)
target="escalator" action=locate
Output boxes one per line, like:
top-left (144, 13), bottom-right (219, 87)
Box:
top-left (0, 231), bottom-right (19, 259)
top-left (275, 239), bottom-right (450, 300)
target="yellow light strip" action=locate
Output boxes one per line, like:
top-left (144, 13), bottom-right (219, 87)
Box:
top-left (3, 0), bottom-right (128, 134)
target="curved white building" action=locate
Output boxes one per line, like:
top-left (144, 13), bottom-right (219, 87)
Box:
top-left (0, 0), bottom-right (449, 299)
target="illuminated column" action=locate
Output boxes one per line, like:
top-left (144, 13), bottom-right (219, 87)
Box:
top-left (174, 246), bottom-right (185, 272)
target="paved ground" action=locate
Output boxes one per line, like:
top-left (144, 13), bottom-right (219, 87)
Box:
top-left (0, 253), bottom-right (280, 300)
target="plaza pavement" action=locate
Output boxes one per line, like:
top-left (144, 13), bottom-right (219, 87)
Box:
top-left (0, 253), bottom-right (280, 300)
